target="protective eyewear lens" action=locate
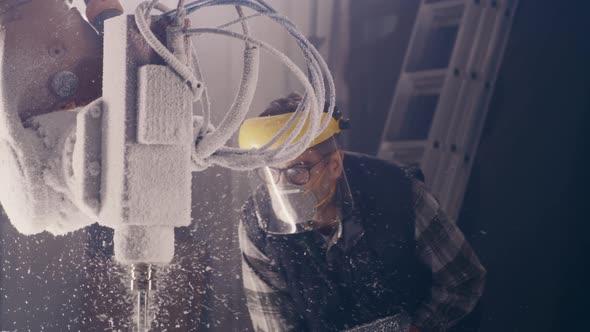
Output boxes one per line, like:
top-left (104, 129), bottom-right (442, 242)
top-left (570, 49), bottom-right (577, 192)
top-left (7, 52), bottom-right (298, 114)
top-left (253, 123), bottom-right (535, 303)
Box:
top-left (284, 167), bottom-right (311, 186)
top-left (256, 153), bottom-right (332, 185)
top-left (255, 166), bottom-right (310, 186)
top-left (256, 167), bottom-right (281, 184)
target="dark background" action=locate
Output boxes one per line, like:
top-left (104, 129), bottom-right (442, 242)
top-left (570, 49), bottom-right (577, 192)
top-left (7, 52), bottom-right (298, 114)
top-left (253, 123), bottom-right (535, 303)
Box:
top-left (347, 0), bottom-right (590, 331)
top-left (1, 0), bottom-right (588, 331)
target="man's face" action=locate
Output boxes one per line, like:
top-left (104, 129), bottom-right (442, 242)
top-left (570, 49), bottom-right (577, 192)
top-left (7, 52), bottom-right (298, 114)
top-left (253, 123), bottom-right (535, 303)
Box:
top-left (275, 147), bottom-right (344, 202)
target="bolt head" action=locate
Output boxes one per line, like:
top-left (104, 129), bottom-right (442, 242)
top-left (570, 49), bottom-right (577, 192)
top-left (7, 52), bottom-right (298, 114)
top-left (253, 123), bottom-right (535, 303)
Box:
top-left (51, 71), bottom-right (79, 98)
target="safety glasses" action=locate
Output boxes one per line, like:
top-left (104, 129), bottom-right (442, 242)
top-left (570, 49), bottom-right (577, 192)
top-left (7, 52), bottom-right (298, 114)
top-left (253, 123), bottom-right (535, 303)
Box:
top-left (256, 153), bottom-right (332, 186)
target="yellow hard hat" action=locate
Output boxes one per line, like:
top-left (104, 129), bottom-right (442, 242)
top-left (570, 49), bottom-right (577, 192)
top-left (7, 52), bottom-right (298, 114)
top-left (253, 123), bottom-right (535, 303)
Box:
top-left (239, 111), bottom-right (343, 149)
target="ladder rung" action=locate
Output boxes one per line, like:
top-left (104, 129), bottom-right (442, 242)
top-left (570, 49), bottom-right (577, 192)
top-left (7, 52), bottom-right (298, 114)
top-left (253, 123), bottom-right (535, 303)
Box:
top-left (423, 0), bottom-right (466, 27)
top-left (379, 140), bottom-right (428, 151)
top-left (424, 0), bottom-right (465, 4)
top-left (378, 145), bottom-right (426, 166)
top-left (402, 69), bottom-right (447, 93)
top-left (406, 0), bottom-right (467, 72)
top-left (378, 0), bottom-right (519, 223)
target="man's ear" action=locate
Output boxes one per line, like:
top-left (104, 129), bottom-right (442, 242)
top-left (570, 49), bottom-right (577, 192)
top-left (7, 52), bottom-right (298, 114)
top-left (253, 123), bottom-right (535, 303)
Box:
top-left (328, 149), bottom-right (344, 180)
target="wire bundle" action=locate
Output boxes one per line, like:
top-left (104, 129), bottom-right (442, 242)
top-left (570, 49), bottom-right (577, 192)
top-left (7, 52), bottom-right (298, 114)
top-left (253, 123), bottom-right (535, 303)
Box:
top-left (135, 0), bottom-right (336, 171)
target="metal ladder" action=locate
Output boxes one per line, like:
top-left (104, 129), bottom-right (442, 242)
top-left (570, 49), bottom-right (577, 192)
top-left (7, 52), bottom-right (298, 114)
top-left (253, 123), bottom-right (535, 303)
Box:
top-left (377, 0), bottom-right (518, 222)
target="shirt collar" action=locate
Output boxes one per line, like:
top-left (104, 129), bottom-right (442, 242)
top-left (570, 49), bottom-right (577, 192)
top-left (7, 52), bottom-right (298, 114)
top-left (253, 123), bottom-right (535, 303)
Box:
top-left (314, 207), bottom-right (365, 253)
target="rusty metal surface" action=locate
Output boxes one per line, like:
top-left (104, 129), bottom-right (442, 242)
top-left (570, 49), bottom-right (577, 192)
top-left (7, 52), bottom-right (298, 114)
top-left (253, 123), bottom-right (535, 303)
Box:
top-left (0, 0), bottom-right (102, 120)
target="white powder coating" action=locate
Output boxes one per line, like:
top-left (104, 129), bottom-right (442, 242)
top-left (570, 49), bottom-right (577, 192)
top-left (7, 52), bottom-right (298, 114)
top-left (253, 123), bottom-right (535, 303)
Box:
top-left (101, 16), bottom-right (194, 264)
top-left (100, 16), bottom-right (191, 229)
top-left (113, 225), bottom-right (175, 264)
top-left (72, 99), bottom-right (104, 215)
top-left (0, 109), bottom-right (95, 236)
top-left (134, 1), bottom-right (337, 171)
top-left (121, 144), bottom-right (191, 226)
top-left (0, 15), bottom-right (197, 265)
top-left (0, 0), bottom-right (337, 268)
top-left (189, 14), bottom-right (260, 164)
top-left (137, 65), bottom-right (193, 145)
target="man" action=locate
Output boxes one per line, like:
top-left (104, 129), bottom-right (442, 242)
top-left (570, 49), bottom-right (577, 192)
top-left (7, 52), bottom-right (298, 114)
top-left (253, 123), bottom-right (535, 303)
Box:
top-left (237, 93), bottom-right (486, 332)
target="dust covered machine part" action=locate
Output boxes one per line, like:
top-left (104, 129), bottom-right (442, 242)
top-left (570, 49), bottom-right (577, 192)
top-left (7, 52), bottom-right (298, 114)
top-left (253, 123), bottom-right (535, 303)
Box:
top-left (0, 0), bottom-right (337, 263)
top-left (0, 0), bottom-right (338, 330)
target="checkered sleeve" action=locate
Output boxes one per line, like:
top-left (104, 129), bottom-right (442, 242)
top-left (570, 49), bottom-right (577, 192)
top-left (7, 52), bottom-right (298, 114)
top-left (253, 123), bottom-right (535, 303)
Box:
top-left (238, 222), bottom-right (305, 332)
top-left (411, 180), bottom-right (487, 332)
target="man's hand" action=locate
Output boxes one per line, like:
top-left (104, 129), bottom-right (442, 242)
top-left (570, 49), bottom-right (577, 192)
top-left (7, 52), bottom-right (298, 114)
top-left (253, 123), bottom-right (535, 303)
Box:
top-left (409, 326), bottom-right (420, 332)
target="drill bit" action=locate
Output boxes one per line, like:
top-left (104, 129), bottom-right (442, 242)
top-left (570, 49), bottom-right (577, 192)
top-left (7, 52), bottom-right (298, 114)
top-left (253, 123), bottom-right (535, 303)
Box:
top-left (131, 263), bottom-right (156, 332)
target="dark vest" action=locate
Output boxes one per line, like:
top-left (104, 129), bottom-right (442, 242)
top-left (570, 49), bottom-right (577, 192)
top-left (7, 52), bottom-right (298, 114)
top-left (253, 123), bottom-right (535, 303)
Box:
top-left (243, 152), bottom-right (431, 331)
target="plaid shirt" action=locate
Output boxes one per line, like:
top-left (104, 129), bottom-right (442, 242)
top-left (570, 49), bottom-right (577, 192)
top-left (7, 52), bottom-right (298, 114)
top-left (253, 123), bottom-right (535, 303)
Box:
top-left (239, 179), bottom-right (486, 332)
